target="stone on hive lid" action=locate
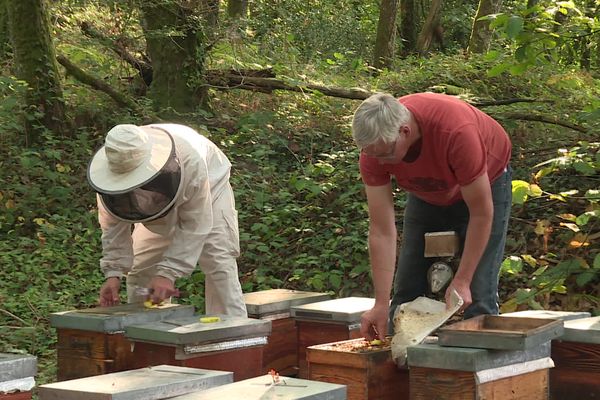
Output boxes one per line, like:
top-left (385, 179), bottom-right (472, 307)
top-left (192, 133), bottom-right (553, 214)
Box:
top-left (167, 375), bottom-right (347, 400)
top-left (560, 316), bottom-right (600, 344)
top-left (407, 341), bottom-right (551, 372)
top-left (37, 365), bottom-right (233, 400)
top-left (125, 315), bottom-right (271, 346)
top-left (501, 310), bottom-right (591, 321)
top-left (50, 303), bottom-right (195, 333)
top-left (244, 289), bottom-right (331, 318)
top-left (290, 297), bottom-right (375, 323)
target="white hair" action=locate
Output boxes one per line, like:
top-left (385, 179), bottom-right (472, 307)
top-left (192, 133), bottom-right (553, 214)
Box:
top-left (351, 93), bottom-right (411, 149)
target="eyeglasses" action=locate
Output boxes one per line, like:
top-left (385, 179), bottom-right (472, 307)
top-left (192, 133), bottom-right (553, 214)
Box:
top-left (361, 137), bottom-right (398, 160)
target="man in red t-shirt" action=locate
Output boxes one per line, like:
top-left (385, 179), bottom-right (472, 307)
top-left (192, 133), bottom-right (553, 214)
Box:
top-left (352, 92), bottom-right (512, 341)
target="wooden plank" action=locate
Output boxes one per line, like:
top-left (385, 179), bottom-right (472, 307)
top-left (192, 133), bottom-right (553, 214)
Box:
top-left (56, 329), bottom-right (133, 381)
top-left (0, 392), bottom-right (32, 400)
top-left (550, 340), bottom-right (600, 399)
top-left (129, 341), bottom-right (264, 381)
top-left (410, 367), bottom-right (549, 400)
top-left (262, 317), bottom-right (298, 375)
top-left (478, 369), bottom-right (548, 400)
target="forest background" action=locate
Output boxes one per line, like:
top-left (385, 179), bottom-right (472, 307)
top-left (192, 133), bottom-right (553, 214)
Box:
top-left (0, 0), bottom-right (599, 389)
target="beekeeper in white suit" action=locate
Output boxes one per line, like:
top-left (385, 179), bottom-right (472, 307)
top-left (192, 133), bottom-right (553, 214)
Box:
top-left (87, 123), bottom-right (247, 317)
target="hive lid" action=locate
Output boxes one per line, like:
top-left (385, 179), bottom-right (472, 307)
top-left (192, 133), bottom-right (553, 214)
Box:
top-left (500, 310), bottom-right (591, 321)
top-left (49, 303), bottom-right (195, 333)
top-left (561, 316), bottom-right (600, 344)
top-left (166, 375), bottom-right (347, 400)
top-left (0, 353), bottom-right (37, 381)
top-left (407, 341), bottom-right (551, 372)
top-left (437, 315), bottom-right (564, 350)
top-left (290, 297), bottom-right (375, 322)
top-left (37, 365), bottom-right (232, 400)
top-left (244, 289), bottom-right (331, 317)
top-left (125, 315), bottom-right (272, 345)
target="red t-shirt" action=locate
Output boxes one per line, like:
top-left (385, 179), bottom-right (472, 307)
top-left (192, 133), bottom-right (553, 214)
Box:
top-left (359, 93), bottom-right (511, 206)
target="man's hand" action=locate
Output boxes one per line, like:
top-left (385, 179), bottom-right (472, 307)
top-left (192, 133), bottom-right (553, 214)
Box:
top-left (446, 277), bottom-right (472, 312)
top-left (149, 276), bottom-right (178, 304)
top-left (360, 305), bottom-right (389, 341)
top-left (99, 277), bottom-right (121, 307)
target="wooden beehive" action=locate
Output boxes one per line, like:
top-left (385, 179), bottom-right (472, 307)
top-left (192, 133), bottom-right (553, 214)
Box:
top-left (126, 314), bottom-right (271, 381)
top-left (307, 338), bottom-right (409, 400)
top-left (244, 289), bottom-right (330, 376)
top-left (550, 316), bottom-right (600, 400)
top-left (291, 297), bottom-right (375, 378)
top-left (0, 353), bottom-right (36, 400)
top-left (167, 375), bottom-right (347, 400)
top-left (50, 303), bottom-right (194, 380)
top-left (37, 365), bottom-right (232, 400)
top-left (407, 341), bottom-right (553, 400)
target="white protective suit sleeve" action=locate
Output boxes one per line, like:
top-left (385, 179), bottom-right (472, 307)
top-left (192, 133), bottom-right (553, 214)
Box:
top-left (98, 194), bottom-right (134, 279)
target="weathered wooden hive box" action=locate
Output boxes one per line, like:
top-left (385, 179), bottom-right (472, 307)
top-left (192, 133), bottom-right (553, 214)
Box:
top-left (306, 337), bottom-right (409, 400)
top-left (549, 316), bottom-right (600, 400)
top-left (50, 303), bottom-right (194, 380)
top-left (501, 310), bottom-right (591, 322)
top-left (125, 314), bottom-right (271, 381)
top-left (0, 353), bottom-right (36, 400)
top-left (291, 297), bottom-right (375, 378)
top-left (407, 341), bottom-right (553, 400)
top-left (167, 374), bottom-right (347, 400)
top-left (437, 315), bottom-right (564, 350)
top-left (37, 364), bottom-right (232, 400)
top-left (244, 289), bottom-right (330, 376)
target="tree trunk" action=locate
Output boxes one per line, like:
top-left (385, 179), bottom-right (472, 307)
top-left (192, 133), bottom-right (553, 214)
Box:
top-left (7, 0), bottom-right (65, 145)
top-left (139, 0), bottom-right (206, 116)
top-left (0, 0), bottom-right (9, 58)
top-left (201, 0), bottom-right (219, 36)
top-left (416, 0), bottom-right (443, 55)
top-left (373, 0), bottom-right (400, 69)
top-left (467, 0), bottom-right (502, 54)
top-left (399, 0), bottom-right (417, 56)
top-left (227, 0), bottom-right (247, 18)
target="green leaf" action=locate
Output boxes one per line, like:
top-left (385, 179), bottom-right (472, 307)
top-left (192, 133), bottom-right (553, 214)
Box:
top-left (594, 254), bottom-right (600, 269)
top-left (576, 271), bottom-right (597, 287)
top-left (512, 180), bottom-right (530, 204)
top-left (505, 16), bottom-right (524, 39)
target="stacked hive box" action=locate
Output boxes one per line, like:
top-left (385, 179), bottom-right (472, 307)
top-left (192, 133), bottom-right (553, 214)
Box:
top-left (50, 303), bottom-right (194, 380)
top-left (125, 314), bottom-right (271, 381)
top-left (407, 315), bottom-right (565, 399)
top-left (291, 297), bottom-right (375, 378)
top-left (37, 365), bottom-right (232, 400)
top-left (244, 289), bottom-right (330, 376)
top-left (306, 338), bottom-right (409, 400)
top-left (0, 354), bottom-right (36, 400)
top-left (408, 341), bottom-right (554, 399)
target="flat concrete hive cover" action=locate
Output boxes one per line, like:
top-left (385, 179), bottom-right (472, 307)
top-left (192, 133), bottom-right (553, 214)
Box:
top-left (37, 365), bottom-right (233, 400)
top-left (125, 315), bottom-right (272, 345)
top-left (244, 289), bottom-right (331, 317)
top-left (501, 310), bottom-right (591, 321)
top-left (49, 303), bottom-right (195, 333)
top-left (407, 341), bottom-right (551, 372)
top-left (561, 316), bottom-right (600, 344)
top-left (437, 315), bottom-right (564, 350)
top-left (0, 353), bottom-right (37, 381)
top-left (167, 375), bottom-right (347, 400)
top-left (290, 297), bottom-right (375, 322)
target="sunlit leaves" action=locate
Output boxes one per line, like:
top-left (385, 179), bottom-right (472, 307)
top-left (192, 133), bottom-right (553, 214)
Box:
top-left (512, 180), bottom-right (542, 204)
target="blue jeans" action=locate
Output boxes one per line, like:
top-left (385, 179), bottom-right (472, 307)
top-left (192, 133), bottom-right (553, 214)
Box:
top-left (389, 166), bottom-right (512, 322)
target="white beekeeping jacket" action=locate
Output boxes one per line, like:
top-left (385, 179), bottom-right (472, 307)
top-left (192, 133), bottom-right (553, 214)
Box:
top-left (97, 123), bottom-right (232, 281)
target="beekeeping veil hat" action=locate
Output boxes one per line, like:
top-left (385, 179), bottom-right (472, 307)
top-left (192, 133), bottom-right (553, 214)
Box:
top-left (87, 124), bottom-right (182, 222)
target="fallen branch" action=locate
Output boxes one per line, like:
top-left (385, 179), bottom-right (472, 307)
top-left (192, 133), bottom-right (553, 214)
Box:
top-left (492, 112), bottom-right (588, 133)
top-left (57, 54), bottom-right (142, 112)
